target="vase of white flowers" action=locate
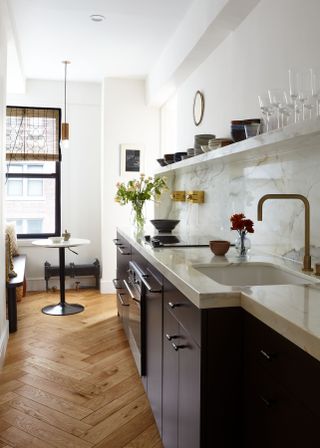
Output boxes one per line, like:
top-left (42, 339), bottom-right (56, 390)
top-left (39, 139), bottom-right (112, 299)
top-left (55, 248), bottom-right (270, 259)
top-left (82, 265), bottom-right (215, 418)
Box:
top-left (115, 174), bottom-right (168, 233)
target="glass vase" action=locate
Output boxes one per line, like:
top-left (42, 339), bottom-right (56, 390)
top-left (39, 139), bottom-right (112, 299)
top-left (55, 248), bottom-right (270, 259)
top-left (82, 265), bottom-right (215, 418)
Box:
top-left (235, 231), bottom-right (251, 257)
top-left (131, 202), bottom-right (145, 234)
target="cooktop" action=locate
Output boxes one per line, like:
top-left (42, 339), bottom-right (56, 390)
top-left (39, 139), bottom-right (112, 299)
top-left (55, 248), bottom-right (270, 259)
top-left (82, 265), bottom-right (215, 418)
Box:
top-left (144, 233), bottom-right (212, 248)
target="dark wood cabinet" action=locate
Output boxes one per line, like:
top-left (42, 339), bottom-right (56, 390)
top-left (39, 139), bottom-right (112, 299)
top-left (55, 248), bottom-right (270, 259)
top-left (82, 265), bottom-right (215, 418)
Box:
top-left (115, 233), bottom-right (320, 448)
top-left (113, 232), bottom-right (131, 336)
top-left (144, 266), bottom-right (163, 433)
top-left (162, 277), bottom-right (201, 448)
top-left (243, 312), bottom-right (320, 447)
top-left (162, 302), bottom-right (179, 448)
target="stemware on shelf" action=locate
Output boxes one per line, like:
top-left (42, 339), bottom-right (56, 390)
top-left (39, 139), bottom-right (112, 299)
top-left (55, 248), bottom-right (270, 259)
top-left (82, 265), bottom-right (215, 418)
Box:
top-left (288, 68), bottom-right (299, 122)
top-left (258, 94), bottom-right (274, 132)
top-left (268, 88), bottom-right (285, 129)
top-left (297, 70), bottom-right (313, 120)
top-left (310, 68), bottom-right (320, 117)
top-left (283, 91), bottom-right (296, 125)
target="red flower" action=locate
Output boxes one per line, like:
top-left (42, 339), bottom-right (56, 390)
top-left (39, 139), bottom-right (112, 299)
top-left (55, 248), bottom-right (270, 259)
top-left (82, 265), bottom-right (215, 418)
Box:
top-left (230, 213), bottom-right (254, 233)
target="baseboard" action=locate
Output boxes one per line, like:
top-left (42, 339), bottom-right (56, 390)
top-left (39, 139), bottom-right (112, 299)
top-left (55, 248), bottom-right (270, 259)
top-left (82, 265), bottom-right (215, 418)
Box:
top-left (27, 277), bottom-right (96, 292)
top-left (100, 280), bottom-right (116, 294)
top-left (0, 320), bottom-right (9, 368)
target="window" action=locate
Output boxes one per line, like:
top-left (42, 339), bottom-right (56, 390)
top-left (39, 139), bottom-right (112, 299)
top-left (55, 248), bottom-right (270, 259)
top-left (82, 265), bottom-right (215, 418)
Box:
top-left (5, 107), bottom-right (61, 238)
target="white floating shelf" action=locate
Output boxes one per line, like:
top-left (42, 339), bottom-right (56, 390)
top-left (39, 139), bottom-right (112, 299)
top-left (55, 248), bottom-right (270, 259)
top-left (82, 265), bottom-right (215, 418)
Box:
top-left (154, 118), bottom-right (320, 176)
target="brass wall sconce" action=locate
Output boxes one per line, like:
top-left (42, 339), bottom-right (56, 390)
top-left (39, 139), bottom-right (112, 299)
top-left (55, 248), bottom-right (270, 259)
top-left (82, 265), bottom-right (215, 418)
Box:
top-left (186, 191), bottom-right (205, 204)
top-left (171, 191), bottom-right (186, 202)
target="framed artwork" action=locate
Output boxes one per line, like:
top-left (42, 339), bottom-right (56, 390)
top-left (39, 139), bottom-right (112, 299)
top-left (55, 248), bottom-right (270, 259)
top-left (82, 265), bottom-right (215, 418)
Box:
top-left (120, 144), bottom-right (143, 176)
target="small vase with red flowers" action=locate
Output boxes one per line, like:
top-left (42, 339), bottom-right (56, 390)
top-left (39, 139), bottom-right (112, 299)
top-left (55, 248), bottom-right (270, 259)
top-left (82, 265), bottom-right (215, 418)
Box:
top-left (230, 213), bottom-right (254, 257)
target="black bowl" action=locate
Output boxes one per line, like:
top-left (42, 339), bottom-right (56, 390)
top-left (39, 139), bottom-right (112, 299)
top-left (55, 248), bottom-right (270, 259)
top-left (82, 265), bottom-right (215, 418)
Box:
top-left (157, 158), bottom-right (167, 167)
top-left (150, 219), bottom-right (180, 233)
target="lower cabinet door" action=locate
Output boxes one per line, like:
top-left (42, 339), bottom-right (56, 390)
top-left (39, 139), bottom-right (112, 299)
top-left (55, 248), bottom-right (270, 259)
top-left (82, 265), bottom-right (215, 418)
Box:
top-left (145, 286), bottom-right (163, 433)
top-left (243, 364), bottom-right (320, 448)
top-left (162, 308), bottom-right (179, 448)
top-left (178, 324), bottom-right (201, 448)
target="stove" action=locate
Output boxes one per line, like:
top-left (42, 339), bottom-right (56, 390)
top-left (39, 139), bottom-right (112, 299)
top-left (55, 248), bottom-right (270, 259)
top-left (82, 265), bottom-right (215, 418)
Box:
top-left (144, 233), bottom-right (211, 248)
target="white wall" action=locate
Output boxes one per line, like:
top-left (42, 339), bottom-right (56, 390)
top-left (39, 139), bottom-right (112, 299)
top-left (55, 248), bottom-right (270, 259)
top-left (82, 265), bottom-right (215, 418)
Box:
top-left (0, 0), bottom-right (9, 366)
top-left (162, 0), bottom-right (320, 152)
top-left (158, 0), bottom-right (320, 264)
top-left (7, 79), bottom-right (101, 290)
top-left (101, 78), bottom-right (160, 293)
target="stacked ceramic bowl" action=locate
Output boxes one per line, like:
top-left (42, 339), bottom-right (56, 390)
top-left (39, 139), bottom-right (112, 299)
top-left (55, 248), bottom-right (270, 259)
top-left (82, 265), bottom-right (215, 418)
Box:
top-left (230, 119), bottom-right (261, 142)
top-left (174, 152), bottom-right (187, 162)
top-left (187, 148), bottom-right (195, 157)
top-left (194, 134), bottom-right (216, 151)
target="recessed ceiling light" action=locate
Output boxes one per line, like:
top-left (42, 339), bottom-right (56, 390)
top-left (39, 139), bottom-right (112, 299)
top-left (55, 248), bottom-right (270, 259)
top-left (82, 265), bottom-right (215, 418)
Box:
top-left (90, 14), bottom-right (105, 23)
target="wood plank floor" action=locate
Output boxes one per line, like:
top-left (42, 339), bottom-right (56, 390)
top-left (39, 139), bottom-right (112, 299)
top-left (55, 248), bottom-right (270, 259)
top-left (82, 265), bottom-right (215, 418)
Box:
top-left (0, 290), bottom-right (163, 448)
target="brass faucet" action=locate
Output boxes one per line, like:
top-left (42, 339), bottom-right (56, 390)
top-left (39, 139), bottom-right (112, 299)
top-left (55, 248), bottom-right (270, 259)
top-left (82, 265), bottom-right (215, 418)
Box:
top-left (257, 194), bottom-right (313, 272)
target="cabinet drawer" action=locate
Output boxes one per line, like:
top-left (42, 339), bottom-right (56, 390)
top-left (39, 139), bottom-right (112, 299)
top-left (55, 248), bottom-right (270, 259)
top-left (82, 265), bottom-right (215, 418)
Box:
top-left (243, 363), bottom-right (320, 448)
top-left (244, 312), bottom-right (320, 418)
top-left (164, 283), bottom-right (201, 346)
top-left (114, 233), bottom-right (132, 256)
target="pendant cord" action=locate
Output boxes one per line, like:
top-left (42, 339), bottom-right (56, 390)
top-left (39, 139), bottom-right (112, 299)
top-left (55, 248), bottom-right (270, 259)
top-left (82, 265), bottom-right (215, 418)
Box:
top-left (64, 62), bottom-right (67, 123)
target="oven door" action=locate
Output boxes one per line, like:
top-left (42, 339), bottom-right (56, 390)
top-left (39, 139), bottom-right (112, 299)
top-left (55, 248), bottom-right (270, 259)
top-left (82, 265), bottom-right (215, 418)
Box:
top-left (123, 277), bottom-right (145, 375)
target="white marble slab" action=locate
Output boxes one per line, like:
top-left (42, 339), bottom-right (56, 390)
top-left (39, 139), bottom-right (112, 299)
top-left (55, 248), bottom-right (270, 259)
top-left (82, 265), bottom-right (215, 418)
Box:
top-left (155, 120), bottom-right (320, 267)
top-left (118, 227), bottom-right (320, 361)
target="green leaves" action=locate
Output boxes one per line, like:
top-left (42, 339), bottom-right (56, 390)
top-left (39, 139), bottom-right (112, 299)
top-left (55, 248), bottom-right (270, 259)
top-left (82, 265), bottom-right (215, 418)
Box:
top-left (115, 174), bottom-right (168, 207)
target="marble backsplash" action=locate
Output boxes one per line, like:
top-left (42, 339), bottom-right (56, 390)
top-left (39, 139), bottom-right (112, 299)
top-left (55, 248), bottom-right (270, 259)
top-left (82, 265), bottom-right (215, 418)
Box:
top-left (155, 144), bottom-right (320, 265)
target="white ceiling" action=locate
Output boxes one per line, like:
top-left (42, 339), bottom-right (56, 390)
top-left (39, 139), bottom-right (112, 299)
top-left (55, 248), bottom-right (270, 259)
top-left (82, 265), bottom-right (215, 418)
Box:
top-left (8, 0), bottom-right (194, 82)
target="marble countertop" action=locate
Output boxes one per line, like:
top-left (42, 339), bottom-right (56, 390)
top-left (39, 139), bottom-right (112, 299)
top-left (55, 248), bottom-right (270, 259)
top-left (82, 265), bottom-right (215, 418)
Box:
top-left (118, 227), bottom-right (320, 361)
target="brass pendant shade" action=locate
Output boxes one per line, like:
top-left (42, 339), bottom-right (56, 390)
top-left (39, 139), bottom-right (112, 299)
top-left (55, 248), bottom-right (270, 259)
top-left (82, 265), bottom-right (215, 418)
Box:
top-left (61, 60), bottom-right (70, 147)
top-left (61, 122), bottom-right (69, 141)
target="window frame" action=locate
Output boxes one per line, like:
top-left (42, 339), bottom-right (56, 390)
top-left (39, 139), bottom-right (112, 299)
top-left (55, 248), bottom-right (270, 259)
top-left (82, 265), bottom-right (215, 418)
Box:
top-left (5, 105), bottom-right (62, 239)
top-left (5, 161), bottom-right (61, 239)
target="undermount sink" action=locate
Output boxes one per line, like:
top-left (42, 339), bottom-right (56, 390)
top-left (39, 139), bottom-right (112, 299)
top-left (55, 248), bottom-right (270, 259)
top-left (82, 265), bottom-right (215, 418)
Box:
top-left (193, 262), bottom-right (320, 286)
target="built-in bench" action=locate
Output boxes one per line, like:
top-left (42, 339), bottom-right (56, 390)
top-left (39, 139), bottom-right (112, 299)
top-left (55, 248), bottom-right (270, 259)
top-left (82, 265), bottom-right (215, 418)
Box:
top-left (6, 254), bottom-right (26, 333)
top-left (44, 258), bottom-right (100, 291)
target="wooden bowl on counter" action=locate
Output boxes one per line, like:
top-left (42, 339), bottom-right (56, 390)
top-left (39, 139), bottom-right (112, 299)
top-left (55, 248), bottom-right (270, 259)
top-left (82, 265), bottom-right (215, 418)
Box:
top-left (209, 240), bottom-right (230, 256)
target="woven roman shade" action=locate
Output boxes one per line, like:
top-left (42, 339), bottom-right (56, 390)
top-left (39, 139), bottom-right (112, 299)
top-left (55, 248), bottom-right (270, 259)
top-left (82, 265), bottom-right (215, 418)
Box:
top-left (6, 106), bottom-right (61, 161)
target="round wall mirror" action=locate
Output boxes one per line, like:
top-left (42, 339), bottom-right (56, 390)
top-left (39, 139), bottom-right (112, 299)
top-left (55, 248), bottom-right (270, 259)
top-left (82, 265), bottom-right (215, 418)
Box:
top-left (193, 90), bottom-right (205, 126)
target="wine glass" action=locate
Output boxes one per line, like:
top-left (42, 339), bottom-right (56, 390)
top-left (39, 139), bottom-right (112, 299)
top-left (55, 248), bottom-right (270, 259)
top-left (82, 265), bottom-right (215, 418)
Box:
top-left (297, 70), bottom-right (312, 120)
top-left (310, 68), bottom-right (320, 117)
top-left (258, 94), bottom-right (274, 132)
top-left (288, 68), bottom-right (299, 122)
top-left (268, 88), bottom-right (284, 128)
top-left (284, 91), bottom-right (296, 125)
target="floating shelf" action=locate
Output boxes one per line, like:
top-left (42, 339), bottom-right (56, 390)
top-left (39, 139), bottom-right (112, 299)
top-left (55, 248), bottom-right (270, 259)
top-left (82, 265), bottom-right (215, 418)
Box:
top-left (154, 118), bottom-right (320, 175)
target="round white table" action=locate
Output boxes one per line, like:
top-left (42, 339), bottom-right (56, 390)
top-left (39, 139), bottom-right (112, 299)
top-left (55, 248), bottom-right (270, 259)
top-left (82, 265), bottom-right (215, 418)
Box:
top-left (32, 238), bottom-right (90, 316)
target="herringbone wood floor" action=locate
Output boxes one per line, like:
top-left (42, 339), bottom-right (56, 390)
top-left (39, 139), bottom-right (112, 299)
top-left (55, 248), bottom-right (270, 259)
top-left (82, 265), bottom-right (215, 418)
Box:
top-left (0, 290), bottom-right (163, 448)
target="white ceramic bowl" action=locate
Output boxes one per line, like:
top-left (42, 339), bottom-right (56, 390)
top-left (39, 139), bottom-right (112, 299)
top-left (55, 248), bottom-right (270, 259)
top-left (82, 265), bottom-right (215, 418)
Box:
top-left (49, 236), bottom-right (63, 244)
top-left (201, 145), bottom-right (212, 153)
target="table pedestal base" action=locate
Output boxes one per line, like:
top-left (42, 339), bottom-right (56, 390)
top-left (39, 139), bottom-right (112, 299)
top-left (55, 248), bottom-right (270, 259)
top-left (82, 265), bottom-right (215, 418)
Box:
top-left (42, 303), bottom-right (84, 316)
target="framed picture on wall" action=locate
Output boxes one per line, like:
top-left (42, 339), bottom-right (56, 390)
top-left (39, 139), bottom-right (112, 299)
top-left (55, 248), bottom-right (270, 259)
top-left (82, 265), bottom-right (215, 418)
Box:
top-left (120, 144), bottom-right (143, 176)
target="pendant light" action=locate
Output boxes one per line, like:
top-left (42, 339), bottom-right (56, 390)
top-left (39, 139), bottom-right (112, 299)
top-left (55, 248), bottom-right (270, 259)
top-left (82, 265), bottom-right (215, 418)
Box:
top-left (61, 60), bottom-right (70, 149)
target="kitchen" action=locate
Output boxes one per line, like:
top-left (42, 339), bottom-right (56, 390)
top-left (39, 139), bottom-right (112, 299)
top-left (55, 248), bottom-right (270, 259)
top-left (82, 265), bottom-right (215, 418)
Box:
top-left (1, 0), bottom-right (320, 447)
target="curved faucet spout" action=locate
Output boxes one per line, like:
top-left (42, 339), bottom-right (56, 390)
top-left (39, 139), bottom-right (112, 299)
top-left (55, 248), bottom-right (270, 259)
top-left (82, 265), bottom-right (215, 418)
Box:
top-left (257, 194), bottom-right (312, 272)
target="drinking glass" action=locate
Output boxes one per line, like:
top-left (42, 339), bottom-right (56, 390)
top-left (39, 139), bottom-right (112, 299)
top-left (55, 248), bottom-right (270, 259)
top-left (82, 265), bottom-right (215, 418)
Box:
top-left (310, 68), bottom-right (320, 116)
top-left (297, 70), bottom-right (312, 120)
top-left (268, 88), bottom-right (284, 128)
top-left (288, 68), bottom-right (299, 122)
top-left (258, 94), bottom-right (274, 132)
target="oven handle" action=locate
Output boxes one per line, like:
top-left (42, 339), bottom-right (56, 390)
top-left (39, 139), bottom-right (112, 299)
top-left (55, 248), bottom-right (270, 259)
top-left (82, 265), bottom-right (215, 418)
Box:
top-left (123, 279), bottom-right (136, 300)
top-left (117, 292), bottom-right (129, 307)
top-left (129, 261), bottom-right (162, 293)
